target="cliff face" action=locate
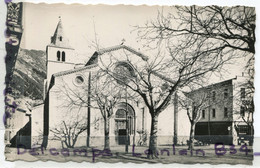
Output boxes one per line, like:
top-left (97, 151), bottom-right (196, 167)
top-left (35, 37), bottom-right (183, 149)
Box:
top-left (9, 48), bottom-right (46, 101)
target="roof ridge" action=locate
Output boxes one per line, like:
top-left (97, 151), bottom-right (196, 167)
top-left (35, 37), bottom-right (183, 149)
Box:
top-left (53, 64), bottom-right (98, 78)
top-left (97, 45), bottom-right (149, 61)
top-left (187, 78), bottom-right (237, 94)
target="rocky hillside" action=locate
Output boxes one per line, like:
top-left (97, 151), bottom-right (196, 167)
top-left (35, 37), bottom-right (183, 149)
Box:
top-left (9, 48), bottom-right (46, 101)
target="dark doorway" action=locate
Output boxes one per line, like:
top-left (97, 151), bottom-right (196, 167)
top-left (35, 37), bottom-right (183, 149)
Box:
top-left (118, 129), bottom-right (130, 145)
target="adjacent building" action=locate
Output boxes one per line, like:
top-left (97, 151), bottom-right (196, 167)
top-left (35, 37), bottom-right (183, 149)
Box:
top-left (187, 76), bottom-right (253, 145)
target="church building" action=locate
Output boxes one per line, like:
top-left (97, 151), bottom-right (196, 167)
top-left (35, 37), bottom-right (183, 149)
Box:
top-left (30, 19), bottom-right (252, 149)
top-left (31, 19), bottom-right (190, 149)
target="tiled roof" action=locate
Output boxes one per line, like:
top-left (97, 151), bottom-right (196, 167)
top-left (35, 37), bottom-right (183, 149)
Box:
top-left (53, 64), bottom-right (98, 78)
top-left (86, 45), bottom-right (149, 66)
top-left (187, 78), bottom-right (236, 95)
top-left (52, 45), bottom-right (149, 78)
top-left (97, 45), bottom-right (149, 61)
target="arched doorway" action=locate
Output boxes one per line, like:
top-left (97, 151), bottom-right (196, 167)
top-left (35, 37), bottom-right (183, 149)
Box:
top-left (114, 103), bottom-right (135, 145)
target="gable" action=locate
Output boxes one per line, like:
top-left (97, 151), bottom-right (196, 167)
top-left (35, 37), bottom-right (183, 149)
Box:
top-left (85, 45), bottom-right (148, 66)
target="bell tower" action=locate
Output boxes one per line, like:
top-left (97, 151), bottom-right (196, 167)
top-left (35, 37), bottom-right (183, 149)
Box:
top-left (45, 17), bottom-right (76, 89)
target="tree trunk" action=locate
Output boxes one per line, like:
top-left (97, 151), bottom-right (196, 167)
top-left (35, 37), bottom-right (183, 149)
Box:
top-left (61, 141), bottom-right (64, 149)
top-left (188, 122), bottom-right (196, 150)
top-left (148, 114), bottom-right (159, 159)
top-left (104, 118), bottom-right (110, 150)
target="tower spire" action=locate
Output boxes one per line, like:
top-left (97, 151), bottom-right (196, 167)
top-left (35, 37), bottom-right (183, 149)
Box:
top-left (50, 17), bottom-right (72, 49)
top-left (46, 17), bottom-right (76, 89)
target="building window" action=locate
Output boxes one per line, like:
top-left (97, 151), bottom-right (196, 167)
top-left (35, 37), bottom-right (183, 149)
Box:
top-left (212, 109), bottom-right (216, 118)
top-left (241, 88), bottom-right (245, 99)
top-left (224, 107), bottom-right (228, 117)
top-left (202, 110), bottom-right (205, 119)
top-left (224, 89), bottom-right (228, 99)
top-left (74, 75), bottom-right (85, 86)
top-left (212, 91), bottom-right (216, 101)
top-left (75, 76), bottom-right (84, 85)
top-left (59, 36), bottom-right (62, 41)
top-left (57, 51), bottom-right (60, 61)
top-left (113, 61), bottom-right (135, 84)
top-left (62, 51), bottom-right (65, 62)
top-left (240, 106), bottom-right (245, 117)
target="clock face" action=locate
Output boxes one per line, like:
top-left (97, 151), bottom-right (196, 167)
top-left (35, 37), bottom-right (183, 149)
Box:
top-left (113, 62), bottom-right (135, 84)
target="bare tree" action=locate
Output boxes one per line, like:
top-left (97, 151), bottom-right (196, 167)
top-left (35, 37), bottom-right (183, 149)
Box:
top-left (48, 77), bottom-right (90, 148)
top-left (54, 71), bottom-right (124, 150)
top-left (98, 41), bottom-right (230, 158)
top-left (50, 118), bottom-right (89, 148)
top-left (179, 91), bottom-right (208, 150)
top-left (48, 81), bottom-right (91, 148)
top-left (114, 5), bottom-right (256, 158)
top-left (137, 6), bottom-right (255, 55)
top-left (136, 6), bottom-right (255, 91)
top-left (91, 71), bottom-right (123, 150)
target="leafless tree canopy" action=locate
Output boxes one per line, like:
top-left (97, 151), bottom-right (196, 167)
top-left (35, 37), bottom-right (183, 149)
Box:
top-left (137, 6), bottom-right (255, 55)
top-left (50, 120), bottom-right (89, 148)
top-left (91, 70), bottom-right (123, 119)
top-left (52, 70), bottom-right (126, 149)
top-left (99, 37), bottom-right (231, 158)
top-left (49, 78), bottom-right (90, 148)
top-left (97, 5), bottom-right (256, 158)
top-left (91, 70), bottom-right (126, 150)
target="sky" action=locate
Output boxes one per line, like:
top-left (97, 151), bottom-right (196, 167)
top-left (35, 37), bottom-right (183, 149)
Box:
top-left (20, 3), bottom-right (168, 57)
top-left (20, 2), bottom-right (249, 83)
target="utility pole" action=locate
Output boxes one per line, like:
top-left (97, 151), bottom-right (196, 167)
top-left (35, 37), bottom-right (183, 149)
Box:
top-left (125, 86), bottom-right (129, 153)
top-left (173, 92), bottom-right (178, 145)
top-left (87, 72), bottom-right (91, 147)
top-left (207, 88), bottom-right (211, 144)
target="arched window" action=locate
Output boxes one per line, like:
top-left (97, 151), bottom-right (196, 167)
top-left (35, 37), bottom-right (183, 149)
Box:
top-left (113, 61), bottom-right (135, 84)
top-left (57, 51), bottom-right (60, 61)
top-left (62, 51), bottom-right (65, 62)
top-left (59, 36), bottom-right (62, 41)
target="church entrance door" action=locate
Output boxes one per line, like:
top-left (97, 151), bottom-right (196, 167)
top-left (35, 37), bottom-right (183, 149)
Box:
top-left (114, 103), bottom-right (135, 145)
